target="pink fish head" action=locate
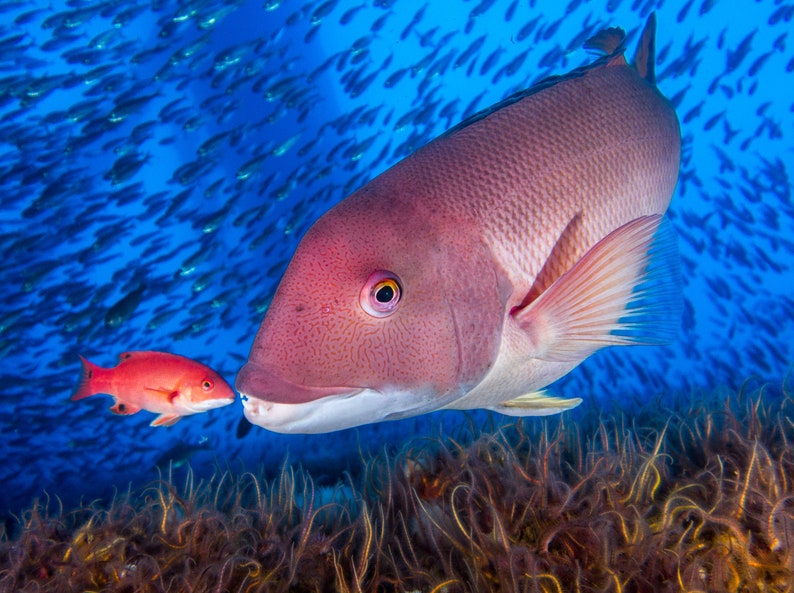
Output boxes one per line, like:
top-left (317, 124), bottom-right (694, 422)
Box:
top-left (236, 171), bottom-right (508, 433)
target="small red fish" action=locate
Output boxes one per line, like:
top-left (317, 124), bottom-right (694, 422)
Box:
top-left (72, 351), bottom-right (236, 426)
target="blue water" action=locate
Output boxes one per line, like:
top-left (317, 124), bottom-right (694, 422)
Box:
top-left (0, 0), bottom-right (791, 521)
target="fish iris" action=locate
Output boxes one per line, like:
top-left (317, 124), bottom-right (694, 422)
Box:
top-left (360, 272), bottom-right (402, 317)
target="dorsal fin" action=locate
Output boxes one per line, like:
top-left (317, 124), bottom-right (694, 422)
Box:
top-left (633, 12), bottom-right (657, 83)
top-left (438, 17), bottom-right (646, 141)
top-left (583, 26), bottom-right (626, 57)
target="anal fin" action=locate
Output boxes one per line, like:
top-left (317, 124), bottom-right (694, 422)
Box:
top-left (151, 414), bottom-right (182, 427)
top-left (488, 390), bottom-right (582, 417)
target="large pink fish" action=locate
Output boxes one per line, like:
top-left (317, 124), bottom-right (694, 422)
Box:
top-left (236, 15), bottom-right (681, 433)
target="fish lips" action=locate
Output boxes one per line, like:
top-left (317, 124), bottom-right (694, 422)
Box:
top-left (235, 361), bottom-right (361, 404)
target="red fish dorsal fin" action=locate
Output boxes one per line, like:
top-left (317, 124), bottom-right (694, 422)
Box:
top-left (633, 12), bottom-right (657, 84)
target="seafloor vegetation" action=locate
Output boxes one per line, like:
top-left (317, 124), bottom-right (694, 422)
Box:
top-left (2, 383), bottom-right (793, 593)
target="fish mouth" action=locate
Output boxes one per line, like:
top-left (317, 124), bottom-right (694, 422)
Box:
top-left (235, 361), bottom-right (360, 404)
top-left (239, 383), bottom-right (453, 434)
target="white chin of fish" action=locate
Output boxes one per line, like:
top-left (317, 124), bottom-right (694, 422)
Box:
top-left (240, 388), bottom-right (441, 434)
top-left (183, 398), bottom-right (235, 413)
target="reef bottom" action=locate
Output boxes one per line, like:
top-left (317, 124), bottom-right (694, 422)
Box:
top-left (2, 383), bottom-right (793, 593)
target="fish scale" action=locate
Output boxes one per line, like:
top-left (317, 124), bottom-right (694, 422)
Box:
top-left (399, 54), bottom-right (679, 300)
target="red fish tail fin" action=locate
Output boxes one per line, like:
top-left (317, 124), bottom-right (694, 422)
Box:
top-left (633, 12), bottom-right (657, 84)
top-left (72, 355), bottom-right (102, 401)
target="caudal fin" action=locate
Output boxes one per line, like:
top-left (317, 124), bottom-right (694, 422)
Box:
top-left (71, 355), bottom-right (101, 401)
top-left (633, 12), bottom-right (657, 83)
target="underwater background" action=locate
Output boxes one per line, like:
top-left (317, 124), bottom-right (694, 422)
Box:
top-left (1, 0), bottom-right (793, 590)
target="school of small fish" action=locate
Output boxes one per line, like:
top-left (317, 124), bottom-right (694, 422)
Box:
top-left (0, 0), bottom-right (792, 512)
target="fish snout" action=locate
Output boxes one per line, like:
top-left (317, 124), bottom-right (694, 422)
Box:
top-left (235, 361), bottom-right (357, 404)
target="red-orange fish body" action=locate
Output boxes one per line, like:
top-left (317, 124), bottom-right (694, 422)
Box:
top-left (72, 351), bottom-right (235, 426)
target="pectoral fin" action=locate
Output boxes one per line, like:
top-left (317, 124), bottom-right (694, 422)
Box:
top-left (145, 386), bottom-right (180, 403)
top-left (514, 215), bottom-right (681, 362)
top-left (150, 414), bottom-right (182, 427)
top-left (489, 390), bottom-right (582, 417)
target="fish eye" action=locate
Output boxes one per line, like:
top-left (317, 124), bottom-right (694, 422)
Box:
top-left (201, 379), bottom-right (214, 391)
top-left (360, 271), bottom-right (402, 318)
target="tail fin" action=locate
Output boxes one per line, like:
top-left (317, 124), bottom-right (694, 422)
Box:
top-left (633, 12), bottom-right (657, 83)
top-left (72, 355), bottom-right (100, 401)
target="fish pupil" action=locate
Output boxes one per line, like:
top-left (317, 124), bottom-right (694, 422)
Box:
top-left (375, 285), bottom-right (394, 303)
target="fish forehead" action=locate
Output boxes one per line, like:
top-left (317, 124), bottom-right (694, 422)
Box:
top-left (270, 165), bottom-right (471, 317)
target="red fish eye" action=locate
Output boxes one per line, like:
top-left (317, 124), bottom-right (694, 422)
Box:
top-left (360, 271), bottom-right (402, 318)
top-left (201, 379), bottom-right (214, 391)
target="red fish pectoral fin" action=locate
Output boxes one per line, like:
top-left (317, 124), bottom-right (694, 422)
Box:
top-left (150, 414), bottom-right (181, 427)
top-left (110, 401), bottom-right (141, 415)
top-left (71, 355), bottom-right (101, 401)
top-left (513, 215), bottom-right (682, 363)
top-left (144, 387), bottom-right (180, 402)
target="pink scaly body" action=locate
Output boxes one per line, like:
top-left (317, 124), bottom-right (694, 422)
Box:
top-left (237, 15), bottom-right (682, 433)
